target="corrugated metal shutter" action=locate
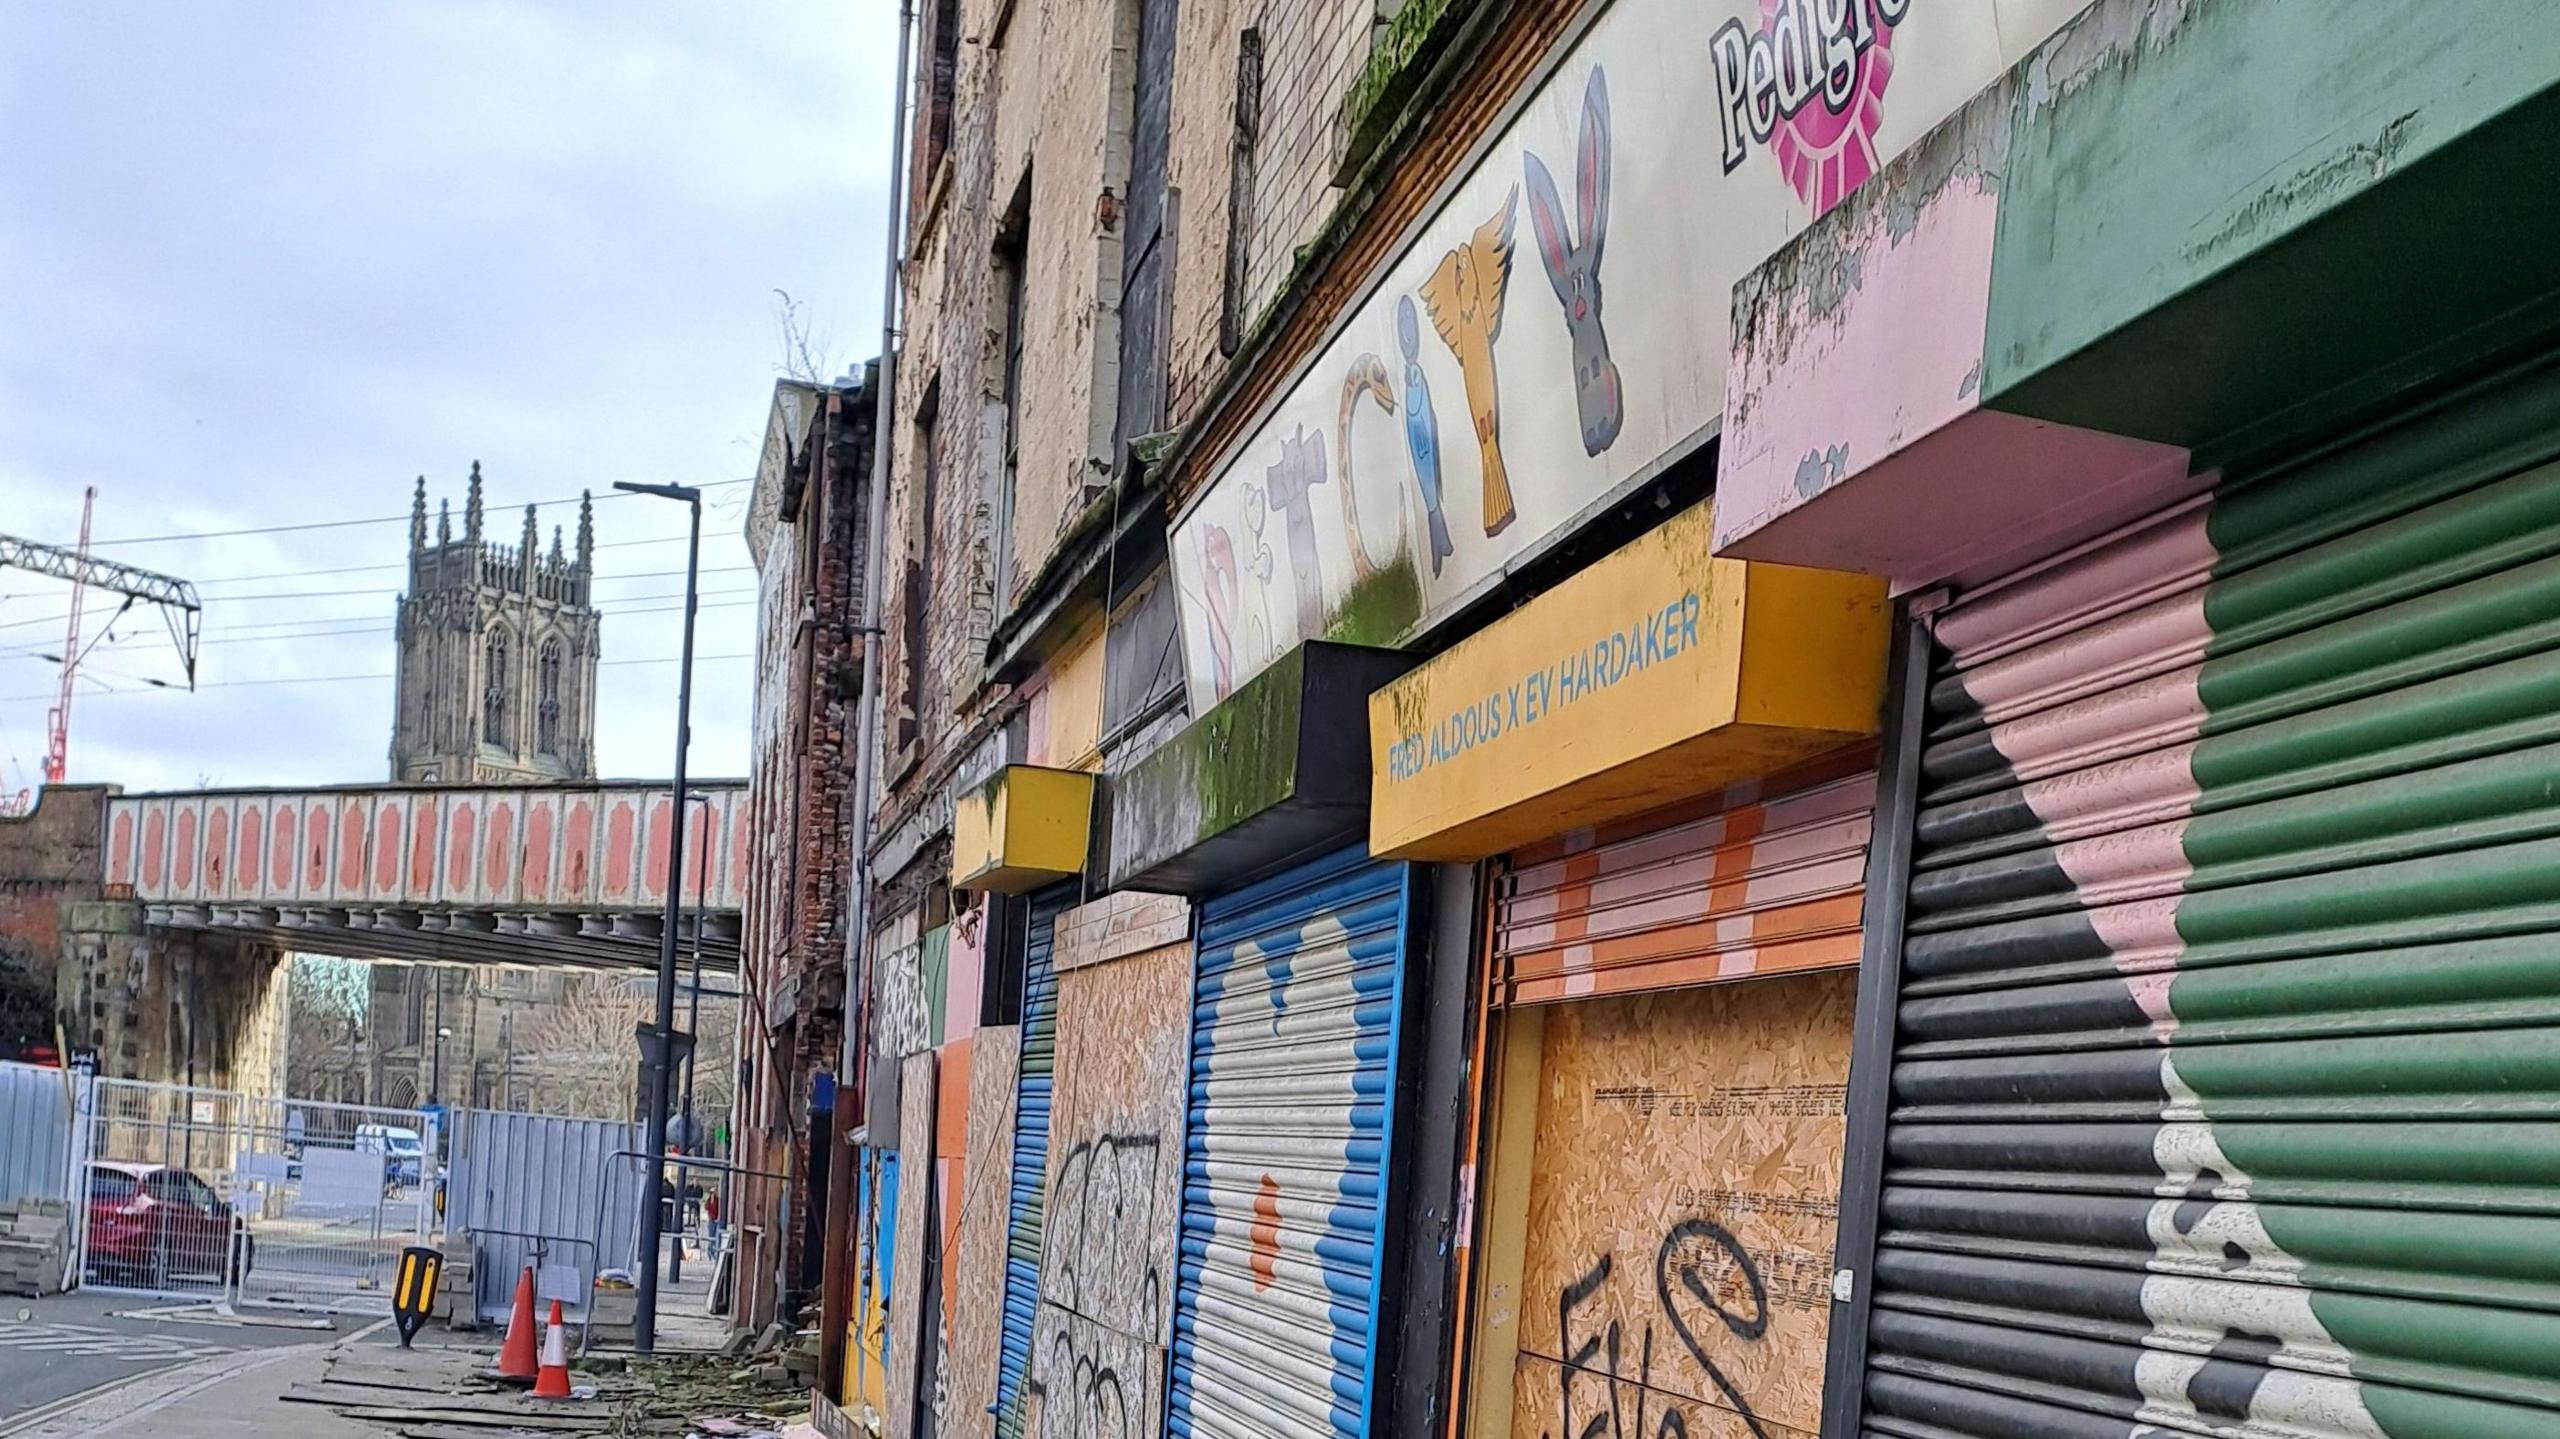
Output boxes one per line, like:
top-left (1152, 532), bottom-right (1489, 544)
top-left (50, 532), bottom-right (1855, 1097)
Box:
top-left (996, 882), bottom-right (1076, 1438)
top-left (1493, 752), bottom-right (1875, 1005)
top-left (1169, 845), bottom-right (1415, 1439)
top-left (1860, 365), bottom-right (2560, 1438)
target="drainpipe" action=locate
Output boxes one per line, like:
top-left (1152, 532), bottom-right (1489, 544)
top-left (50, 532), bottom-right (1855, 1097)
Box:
top-left (820, 0), bottom-right (915, 1380)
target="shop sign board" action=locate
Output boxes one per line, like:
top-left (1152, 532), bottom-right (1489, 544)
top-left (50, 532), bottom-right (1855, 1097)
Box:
top-left (1366, 501), bottom-right (1883, 860)
top-left (1169, 0), bottom-right (2087, 708)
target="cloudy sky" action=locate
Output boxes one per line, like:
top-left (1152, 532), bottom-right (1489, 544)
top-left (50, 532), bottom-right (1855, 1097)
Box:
top-left (0, 2), bottom-right (891, 796)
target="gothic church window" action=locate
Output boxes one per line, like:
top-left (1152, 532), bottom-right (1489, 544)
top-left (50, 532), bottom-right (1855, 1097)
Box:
top-left (537, 637), bottom-right (564, 755)
top-left (484, 627), bottom-right (510, 745)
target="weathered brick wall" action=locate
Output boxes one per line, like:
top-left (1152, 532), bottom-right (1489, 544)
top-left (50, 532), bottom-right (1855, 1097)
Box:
top-left (740, 390), bottom-right (874, 1329)
top-left (1237, 0), bottom-right (1380, 310)
top-left (1164, 0), bottom-right (1248, 429)
top-left (0, 785), bottom-right (110, 1053)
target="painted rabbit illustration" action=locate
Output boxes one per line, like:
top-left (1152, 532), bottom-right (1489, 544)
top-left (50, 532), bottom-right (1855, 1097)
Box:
top-left (1523, 65), bottom-right (1621, 456)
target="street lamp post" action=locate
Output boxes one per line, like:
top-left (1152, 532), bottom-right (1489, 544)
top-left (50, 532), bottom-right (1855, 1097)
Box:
top-left (429, 969), bottom-right (450, 1107)
top-left (613, 479), bottom-right (701, 1355)
top-left (669, 792), bottom-right (709, 1285)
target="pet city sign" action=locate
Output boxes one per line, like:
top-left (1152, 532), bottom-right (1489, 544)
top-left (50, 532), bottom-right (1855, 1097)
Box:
top-left (1169, 0), bottom-right (2081, 711)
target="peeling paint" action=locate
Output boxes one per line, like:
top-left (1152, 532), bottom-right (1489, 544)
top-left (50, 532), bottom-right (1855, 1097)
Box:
top-left (2184, 111), bottom-right (2421, 264)
top-left (2024, 0), bottom-right (2206, 116)
top-left (1729, 81), bottom-right (2012, 391)
top-left (1958, 360), bottom-right (1981, 400)
top-left (1792, 443), bottom-right (1850, 499)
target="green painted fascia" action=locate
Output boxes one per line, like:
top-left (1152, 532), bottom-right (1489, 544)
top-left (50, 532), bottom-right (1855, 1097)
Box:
top-left (1983, 0), bottom-right (2560, 463)
top-left (922, 924), bottom-right (951, 1040)
top-left (1185, 643), bottom-right (1309, 842)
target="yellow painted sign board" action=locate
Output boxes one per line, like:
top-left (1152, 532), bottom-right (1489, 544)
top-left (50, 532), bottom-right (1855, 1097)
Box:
top-left (950, 765), bottom-right (1096, 893)
top-left (1367, 501), bottom-right (1885, 860)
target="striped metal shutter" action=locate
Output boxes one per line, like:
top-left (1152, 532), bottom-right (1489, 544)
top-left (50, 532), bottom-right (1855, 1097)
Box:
top-left (1492, 753), bottom-right (1875, 1005)
top-left (995, 882), bottom-right (1077, 1438)
top-left (1169, 845), bottom-right (1416, 1439)
top-left (1859, 365), bottom-right (2560, 1438)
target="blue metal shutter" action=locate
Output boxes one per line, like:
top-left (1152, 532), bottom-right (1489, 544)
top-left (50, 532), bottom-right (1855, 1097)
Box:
top-left (1169, 845), bottom-right (1416, 1439)
top-left (995, 882), bottom-right (1076, 1437)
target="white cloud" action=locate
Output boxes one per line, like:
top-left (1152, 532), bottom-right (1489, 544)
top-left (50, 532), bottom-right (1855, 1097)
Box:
top-left (0, 0), bottom-right (893, 795)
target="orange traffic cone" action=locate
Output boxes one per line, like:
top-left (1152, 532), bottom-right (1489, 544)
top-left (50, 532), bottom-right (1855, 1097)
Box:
top-left (531, 1299), bottom-right (574, 1400)
top-left (496, 1266), bottom-right (538, 1383)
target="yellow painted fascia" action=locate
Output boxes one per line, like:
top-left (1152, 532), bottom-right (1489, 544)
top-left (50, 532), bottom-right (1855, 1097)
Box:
top-left (950, 764), bottom-right (1095, 893)
top-left (1367, 502), bottom-right (1886, 861)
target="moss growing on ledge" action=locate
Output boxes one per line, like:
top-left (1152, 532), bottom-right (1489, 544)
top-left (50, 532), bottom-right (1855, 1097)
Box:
top-left (1338, 0), bottom-right (1468, 181)
top-left (1322, 553), bottom-right (1424, 647)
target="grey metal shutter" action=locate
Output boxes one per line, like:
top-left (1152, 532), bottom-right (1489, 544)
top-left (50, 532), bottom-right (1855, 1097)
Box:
top-left (1168, 845), bottom-right (1418, 1439)
top-left (1854, 363), bottom-right (2560, 1438)
top-left (996, 882), bottom-right (1078, 1438)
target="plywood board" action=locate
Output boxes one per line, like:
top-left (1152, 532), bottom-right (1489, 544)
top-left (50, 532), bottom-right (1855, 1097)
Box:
top-left (883, 1051), bottom-right (939, 1439)
top-left (1037, 942), bottom-right (1192, 1349)
top-left (942, 1026), bottom-right (1020, 1439)
top-left (1027, 1302), bottom-right (1167, 1439)
top-left (1053, 892), bottom-right (1192, 973)
top-left (935, 1035), bottom-right (976, 1346)
top-left (1508, 970), bottom-right (1853, 1439)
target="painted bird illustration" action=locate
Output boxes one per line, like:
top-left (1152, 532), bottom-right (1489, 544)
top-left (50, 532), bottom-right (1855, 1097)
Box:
top-left (1420, 186), bottom-right (1520, 538)
top-left (1393, 296), bottom-right (1454, 576)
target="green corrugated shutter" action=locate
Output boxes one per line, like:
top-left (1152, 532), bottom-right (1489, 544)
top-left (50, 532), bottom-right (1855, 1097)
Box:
top-left (1858, 361), bottom-right (2560, 1438)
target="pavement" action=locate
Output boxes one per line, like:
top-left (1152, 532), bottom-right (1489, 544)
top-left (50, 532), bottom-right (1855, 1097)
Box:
top-left (0, 1241), bottom-right (774, 1439)
top-left (0, 1288), bottom-right (381, 1435)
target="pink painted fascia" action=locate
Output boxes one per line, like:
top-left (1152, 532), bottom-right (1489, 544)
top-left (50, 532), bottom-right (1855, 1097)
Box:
top-left (1718, 164), bottom-right (2002, 565)
top-left (1725, 399), bottom-right (2197, 591)
top-left (1714, 146), bottom-right (2198, 588)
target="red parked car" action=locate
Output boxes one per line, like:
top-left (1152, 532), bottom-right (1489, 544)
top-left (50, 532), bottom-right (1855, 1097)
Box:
top-left (84, 1162), bottom-right (254, 1286)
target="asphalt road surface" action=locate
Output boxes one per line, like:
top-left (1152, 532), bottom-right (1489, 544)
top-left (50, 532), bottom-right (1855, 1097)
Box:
top-left (0, 1290), bottom-right (368, 1431)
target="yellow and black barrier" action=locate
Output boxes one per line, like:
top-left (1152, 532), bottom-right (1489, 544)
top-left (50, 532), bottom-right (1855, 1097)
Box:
top-left (393, 1245), bottom-right (444, 1349)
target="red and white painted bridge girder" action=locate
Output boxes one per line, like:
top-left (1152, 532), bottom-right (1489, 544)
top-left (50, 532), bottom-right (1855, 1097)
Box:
top-left (103, 781), bottom-right (748, 972)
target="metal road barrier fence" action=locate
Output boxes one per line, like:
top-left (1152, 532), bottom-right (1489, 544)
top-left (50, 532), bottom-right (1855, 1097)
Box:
top-left (79, 1078), bottom-right (441, 1310)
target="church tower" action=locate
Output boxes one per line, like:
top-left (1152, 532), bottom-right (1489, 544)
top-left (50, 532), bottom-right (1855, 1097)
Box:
top-left (390, 464), bottom-right (603, 782)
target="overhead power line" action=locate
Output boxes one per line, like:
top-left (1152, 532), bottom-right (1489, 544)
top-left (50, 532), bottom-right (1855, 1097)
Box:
top-left (51, 477), bottom-right (754, 551)
top-left (0, 650), bottom-right (751, 705)
top-left (0, 597), bottom-right (760, 659)
top-left (193, 561), bottom-right (755, 590)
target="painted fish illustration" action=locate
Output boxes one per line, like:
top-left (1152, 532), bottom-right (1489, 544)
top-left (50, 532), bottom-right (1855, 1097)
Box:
top-left (1523, 65), bottom-right (1621, 455)
top-left (1336, 353), bottom-right (1402, 583)
top-left (1201, 522), bottom-right (1240, 700)
top-left (1393, 296), bottom-right (1454, 575)
top-left (1263, 426), bottom-right (1330, 640)
top-left (1420, 187), bottom-right (1519, 538)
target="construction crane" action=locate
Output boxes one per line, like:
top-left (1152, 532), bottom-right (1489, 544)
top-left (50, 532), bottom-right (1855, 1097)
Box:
top-left (0, 490), bottom-right (201, 812)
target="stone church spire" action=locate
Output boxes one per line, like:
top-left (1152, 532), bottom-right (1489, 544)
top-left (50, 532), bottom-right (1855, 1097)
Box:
top-left (575, 489), bottom-right (594, 573)
top-left (464, 461), bottom-right (485, 546)
top-left (410, 476), bottom-right (428, 553)
top-left (520, 504), bottom-right (539, 591)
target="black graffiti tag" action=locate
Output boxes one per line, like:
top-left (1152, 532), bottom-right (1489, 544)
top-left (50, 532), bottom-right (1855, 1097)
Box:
top-left (1027, 1304), bottom-right (1137, 1439)
top-left (1546, 1216), bottom-right (1773, 1439)
top-left (1045, 1132), bottom-right (1167, 1339)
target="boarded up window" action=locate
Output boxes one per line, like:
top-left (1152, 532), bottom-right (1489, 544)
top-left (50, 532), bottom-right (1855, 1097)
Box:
top-left (1114, 0), bottom-right (1181, 456)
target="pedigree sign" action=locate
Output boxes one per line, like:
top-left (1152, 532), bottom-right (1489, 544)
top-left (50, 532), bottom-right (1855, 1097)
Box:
top-left (1170, 0), bottom-right (2083, 707)
top-left (1366, 501), bottom-right (1885, 861)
